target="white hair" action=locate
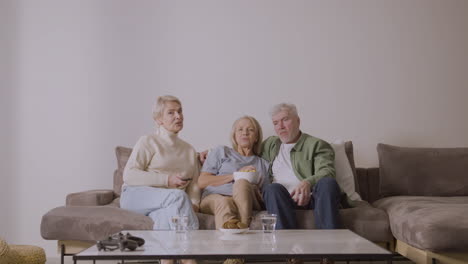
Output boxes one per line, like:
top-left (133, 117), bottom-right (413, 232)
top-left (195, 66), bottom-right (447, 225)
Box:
top-left (269, 103), bottom-right (299, 118)
top-left (152, 95), bottom-right (182, 121)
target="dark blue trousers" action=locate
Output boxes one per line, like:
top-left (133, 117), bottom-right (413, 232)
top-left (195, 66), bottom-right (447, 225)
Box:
top-left (262, 177), bottom-right (342, 229)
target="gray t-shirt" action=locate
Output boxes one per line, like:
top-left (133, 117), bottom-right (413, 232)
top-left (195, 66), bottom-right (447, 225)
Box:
top-left (201, 145), bottom-right (270, 199)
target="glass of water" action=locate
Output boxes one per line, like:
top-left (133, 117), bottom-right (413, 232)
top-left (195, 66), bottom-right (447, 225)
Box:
top-left (261, 214), bottom-right (277, 233)
top-left (171, 215), bottom-right (189, 233)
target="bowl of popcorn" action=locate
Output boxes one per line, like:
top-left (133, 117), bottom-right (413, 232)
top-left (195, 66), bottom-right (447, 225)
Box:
top-left (233, 169), bottom-right (259, 184)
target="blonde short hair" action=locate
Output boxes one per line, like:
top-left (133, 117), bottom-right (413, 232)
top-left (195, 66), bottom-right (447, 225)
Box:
top-left (152, 95), bottom-right (182, 121)
top-left (269, 103), bottom-right (299, 118)
top-left (230, 116), bottom-right (263, 155)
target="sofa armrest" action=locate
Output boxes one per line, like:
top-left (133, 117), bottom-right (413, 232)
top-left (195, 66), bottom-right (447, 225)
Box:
top-left (66, 189), bottom-right (115, 206)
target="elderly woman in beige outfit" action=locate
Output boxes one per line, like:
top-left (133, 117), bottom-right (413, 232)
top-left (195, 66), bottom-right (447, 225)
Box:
top-left (120, 95), bottom-right (200, 264)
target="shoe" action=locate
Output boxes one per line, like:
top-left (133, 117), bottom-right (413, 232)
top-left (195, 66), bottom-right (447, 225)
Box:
top-left (320, 258), bottom-right (334, 264)
top-left (223, 258), bottom-right (245, 264)
top-left (286, 258), bottom-right (303, 264)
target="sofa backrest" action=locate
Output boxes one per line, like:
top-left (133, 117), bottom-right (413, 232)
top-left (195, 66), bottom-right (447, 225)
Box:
top-left (377, 143), bottom-right (468, 197)
top-left (356, 167), bottom-right (380, 203)
top-left (113, 141), bottom-right (360, 197)
top-left (344, 141), bottom-right (360, 195)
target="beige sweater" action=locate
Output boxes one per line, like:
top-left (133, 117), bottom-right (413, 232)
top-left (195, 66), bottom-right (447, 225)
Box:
top-left (123, 127), bottom-right (201, 205)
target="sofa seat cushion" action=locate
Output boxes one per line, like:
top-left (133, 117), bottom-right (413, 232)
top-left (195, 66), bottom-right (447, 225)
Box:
top-left (41, 206), bottom-right (154, 241)
top-left (196, 212), bottom-right (216, 230)
top-left (41, 204), bottom-right (392, 243)
top-left (338, 201), bottom-right (393, 242)
top-left (374, 196), bottom-right (468, 251)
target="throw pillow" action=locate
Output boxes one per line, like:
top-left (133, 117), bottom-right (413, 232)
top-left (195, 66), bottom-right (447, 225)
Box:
top-left (331, 140), bottom-right (362, 201)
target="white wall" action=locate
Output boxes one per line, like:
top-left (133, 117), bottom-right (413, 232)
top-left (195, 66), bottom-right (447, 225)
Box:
top-left (1, 0), bottom-right (468, 257)
top-left (0, 0), bottom-right (19, 242)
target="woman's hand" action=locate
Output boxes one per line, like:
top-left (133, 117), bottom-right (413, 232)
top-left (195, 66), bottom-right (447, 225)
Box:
top-left (238, 165), bottom-right (256, 172)
top-left (198, 172), bottom-right (234, 189)
top-left (168, 173), bottom-right (188, 188)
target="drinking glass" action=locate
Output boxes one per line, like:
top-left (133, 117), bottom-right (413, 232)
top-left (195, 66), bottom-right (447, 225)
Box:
top-left (171, 215), bottom-right (189, 233)
top-left (261, 214), bottom-right (277, 233)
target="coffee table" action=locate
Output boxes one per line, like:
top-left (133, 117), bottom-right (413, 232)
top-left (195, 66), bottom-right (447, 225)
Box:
top-left (74, 230), bottom-right (392, 263)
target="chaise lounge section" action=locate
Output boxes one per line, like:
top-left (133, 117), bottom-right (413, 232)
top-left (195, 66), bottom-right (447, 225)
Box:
top-left (370, 144), bottom-right (468, 264)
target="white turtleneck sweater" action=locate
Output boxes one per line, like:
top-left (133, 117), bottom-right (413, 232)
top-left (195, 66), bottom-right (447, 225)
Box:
top-left (123, 127), bottom-right (201, 206)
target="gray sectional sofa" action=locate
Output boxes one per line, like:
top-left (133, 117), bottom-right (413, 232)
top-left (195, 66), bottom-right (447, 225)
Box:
top-left (40, 142), bottom-right (468, 264)
top-left (41, 142), bottom-right (392, 263)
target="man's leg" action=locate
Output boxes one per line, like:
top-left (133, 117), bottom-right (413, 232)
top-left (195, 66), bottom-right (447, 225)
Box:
top-left (262, 183), bottom-right (297, 229)
top-left (232, 179), bottom-right (262, 226)
top-left (311, 177), bottom-right (342, 229)
top-left (200, 194), bottom-right (238, 229)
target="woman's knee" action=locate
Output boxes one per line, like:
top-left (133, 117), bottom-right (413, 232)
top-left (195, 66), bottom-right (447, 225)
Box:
top-left (233, 179), bottom-right (250, 189)
top-left (233, 179), bottom-right (252, 195)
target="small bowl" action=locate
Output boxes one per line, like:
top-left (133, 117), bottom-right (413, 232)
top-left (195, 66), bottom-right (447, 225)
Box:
top-left (233, 171), bottom-right (259, 184)
top-left (219, 228), bottom-right (249, 234)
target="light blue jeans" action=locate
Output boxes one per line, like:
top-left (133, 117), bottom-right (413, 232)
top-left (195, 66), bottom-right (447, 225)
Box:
top-left (120, 186), bottom-right (199, 230)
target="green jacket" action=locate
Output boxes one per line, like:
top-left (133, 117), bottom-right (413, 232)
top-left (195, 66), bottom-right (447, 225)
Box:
top-left (260, 132), bottom-right (336, 187)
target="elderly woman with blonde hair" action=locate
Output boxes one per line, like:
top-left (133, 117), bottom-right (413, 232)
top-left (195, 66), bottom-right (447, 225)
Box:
top-left (198, 116), bottom-right (270, 229)
top-left (120, 95), bottom-right (200, 264)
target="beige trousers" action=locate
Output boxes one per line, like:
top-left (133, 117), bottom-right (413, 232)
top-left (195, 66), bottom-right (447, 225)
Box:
top-left (200, 179), bottom-right (263, 229)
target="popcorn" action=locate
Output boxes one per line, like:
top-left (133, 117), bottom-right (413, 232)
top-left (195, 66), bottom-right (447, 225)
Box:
top-left (222, 219), bottom-right (248, 229)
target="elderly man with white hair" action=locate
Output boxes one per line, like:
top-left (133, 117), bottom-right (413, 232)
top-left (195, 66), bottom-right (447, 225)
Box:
top-left (261, 103), bottom-right (342, 264)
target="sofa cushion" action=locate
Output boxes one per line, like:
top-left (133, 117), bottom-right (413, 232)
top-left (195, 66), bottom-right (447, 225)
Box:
top-left (377, 144), bottom-right (468, 197)
top-left (116, 146), bottom-right (132, 169)
top-left (357, 168), bottom-right (381, 204)
top-left (338, 201), bottom-right (392, 242)
top-left (42, 205), bottom-right (392, 243)
top-left (332, 141), bottom-right (361, 201)
top-left (66, 190), bottom-right (115, 206)
top-left (374, 196), bottom-right (468, 251)
top-left (196, 212), bottom-right (216, 230)
top-left (40, 205), bottom-right (154, 241)
top-left (344, 141), bottom-right (360, 195)
top-left (114, 146), bottom-right (132, 196)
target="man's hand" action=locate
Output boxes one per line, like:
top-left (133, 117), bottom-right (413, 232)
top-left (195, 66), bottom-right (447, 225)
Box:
top-left (198, 150), bottom-right (209, 164)
top-left (168, 173), bottom-right (188, 188)
top-left (291, 180), bottom-right (312, 206)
